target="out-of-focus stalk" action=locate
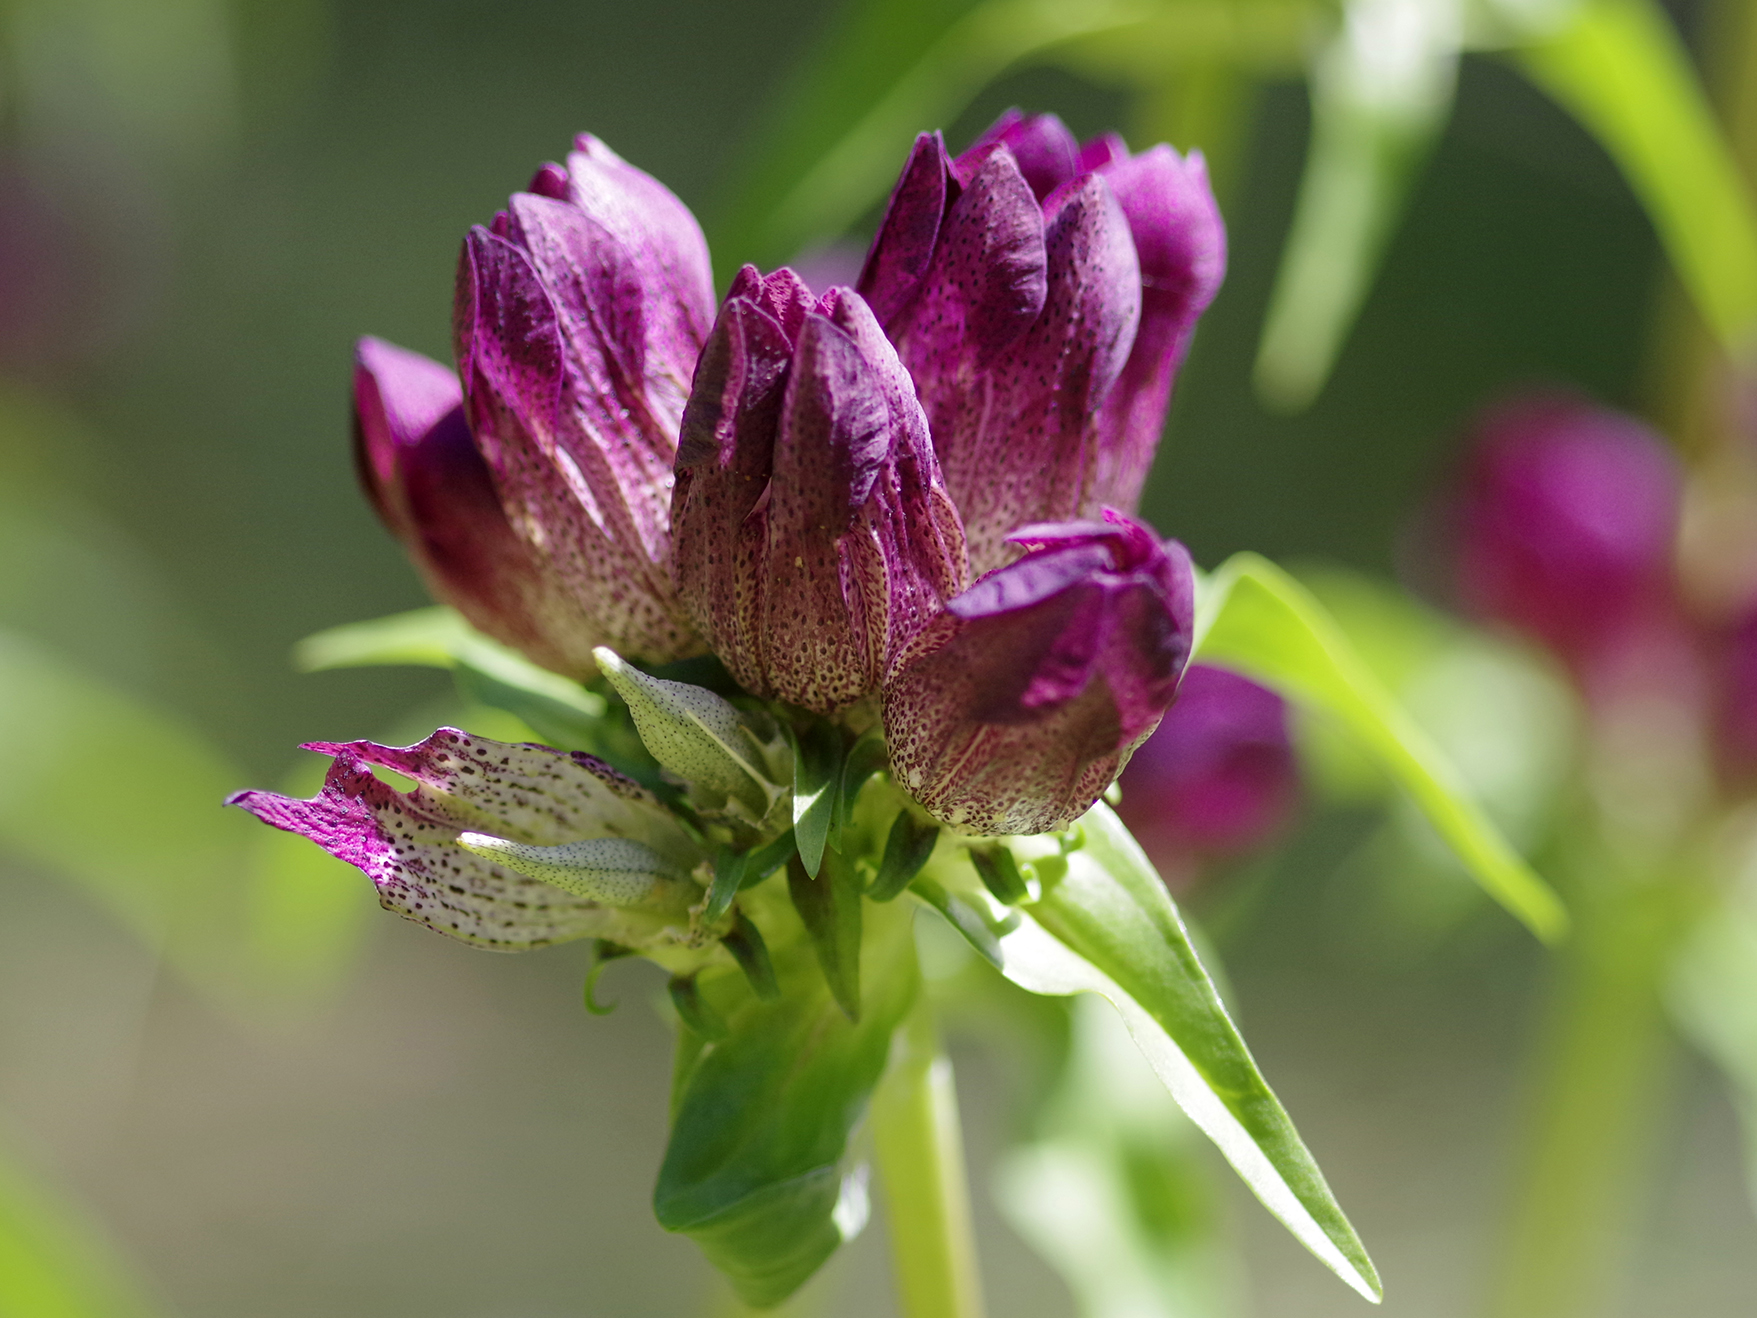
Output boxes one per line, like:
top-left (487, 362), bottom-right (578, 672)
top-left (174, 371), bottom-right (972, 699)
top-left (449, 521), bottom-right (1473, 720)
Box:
top-left (872, 996), bottom-right (985, 1318)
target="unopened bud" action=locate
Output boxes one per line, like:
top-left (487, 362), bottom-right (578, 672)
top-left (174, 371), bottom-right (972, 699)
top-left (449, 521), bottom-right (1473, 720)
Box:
top-left (594, 647), bottom-right (785, 820)
top-left (457, 832), bottom-right (684, 906)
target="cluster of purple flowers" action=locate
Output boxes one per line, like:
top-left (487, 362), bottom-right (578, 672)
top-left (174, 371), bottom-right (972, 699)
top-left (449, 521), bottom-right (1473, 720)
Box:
top-left (325, 115), bottom-right (1229, 833)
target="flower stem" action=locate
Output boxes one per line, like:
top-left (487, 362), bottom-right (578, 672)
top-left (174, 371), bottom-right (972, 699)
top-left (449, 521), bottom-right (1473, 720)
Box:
top-left (871, 995), bottom-right (985, 1318)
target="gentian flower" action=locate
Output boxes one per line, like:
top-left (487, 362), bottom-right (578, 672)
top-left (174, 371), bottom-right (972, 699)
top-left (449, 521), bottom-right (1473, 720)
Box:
top-left (884, 512), bottom-right (1195, 836)
top-left (360, 134), bottom-right (718, 678)
top-left (670, 267), bottom-right (967, 713)
top-left (858, 110), bottom-right (1225, 574)
top-left (1117, 664), bottom-right (1300, 882)
top-left (1449, 394), bottom-right (1682, 678)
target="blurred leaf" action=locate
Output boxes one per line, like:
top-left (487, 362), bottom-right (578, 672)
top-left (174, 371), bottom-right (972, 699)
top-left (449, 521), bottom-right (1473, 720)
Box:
top-left (996, 803), bottom-right (1381, 1303)
top-left (656, 889), bottom-right (916, 1306)
top-left (1192, 554), bottom-right (1568, 941)
top-left (712, 0), bottom-right (1157, 269)
top-left (0, 1136), bottom-right (172, 1318)
top-left (788, 851), bottom-right (865, 1020)
top-left (1515, 0), bottom-right (1757, 355)
top-left (1254, 0), bottom-right (1462, 411)
top-left (995, 996), bottom-right (1239, 1318)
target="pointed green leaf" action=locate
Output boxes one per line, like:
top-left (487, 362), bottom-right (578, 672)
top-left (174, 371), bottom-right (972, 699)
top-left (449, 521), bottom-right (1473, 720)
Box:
top-left (657, 891), bottom-right (916, 1306)
top-left (670, 974), bottom-right (729, 1041)
top-left (1254, 0), bottom-right (1461, 411)
top-left (788, 851), bottom-right (864, 1020)
top-left (908, 874), bottom-right (1007, 968)
top-left (724, 911), bottom-right (782, 1002)
top-left (1516, 0), bottom-right (1757, 355)
top-left (871, 812), bottom-right (941, 903)
top-left (790, 720), bottom-right (844, 878)
top-left (839, 731), bottom-right (889, 832)
top-left (999, 803), bottom-right (1382, 1303)
top-left (970, 842), bottom-right (1032, 905)
top-left (1193, 554), bottom-right (1568, 942)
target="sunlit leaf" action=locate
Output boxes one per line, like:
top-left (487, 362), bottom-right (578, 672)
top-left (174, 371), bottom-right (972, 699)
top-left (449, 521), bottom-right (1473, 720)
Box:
top-left (0, 1138), bottom-right (171, 1318)
top-left (790, 720), bottom-right (844, 878)
top-left (1192, 554), bottom-right (1568, 941)
top-left (995, 803), bottom-right (1382, 1303)
top-left (1254, 0), bottom-right (1462, 411)
top-left (656, 889), bottom-right (916, 1306)
top-left (1515, 0), bottom-right (1757, 355)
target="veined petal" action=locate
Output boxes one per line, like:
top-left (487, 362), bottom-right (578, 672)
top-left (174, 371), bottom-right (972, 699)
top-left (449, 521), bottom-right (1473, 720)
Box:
top-left (227, 746), bottom-right (682, 951)
top-left (884, 512), bottom-right (1194, 836)
top-left (352, 337), bottom-right (583, 676)
top-left (857, 131), bottom-right (955, 324)
top-left (456, 226), bottom-right (699, 668)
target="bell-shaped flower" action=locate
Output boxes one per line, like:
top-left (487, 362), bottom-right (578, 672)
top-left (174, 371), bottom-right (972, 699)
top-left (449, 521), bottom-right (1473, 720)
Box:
top-left (883, 510), bottom-right (1195, 836)
top-left (670, 267), bottom-right (967, 712)
top-left (1448, 394), bottom-right (1682, 677)
top-left (227, 729), bottom-right (706, 956)
top-left (452, 134), bottom-right (717, 673)
top-left (857, 111), bottom-right (1224, 574)
top-left (1117, 664), bottom-right (1300, 885)
top-left (353, 337), bottom-right (595, 676)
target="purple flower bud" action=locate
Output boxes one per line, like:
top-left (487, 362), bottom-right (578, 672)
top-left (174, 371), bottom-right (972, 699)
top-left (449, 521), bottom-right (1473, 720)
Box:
top-left (1449, 395), bottom-right (1682, 675)
top-left (670, 269), bottom-right (967, 712)
top-left (353, 337), bottom-right (598, 675)
top-left (451, 134), bottom-right (717, 672)
top-left (1117, 665), bottom-right (1299, 881)
top-left (858, 113), bottom-right (1224, 575)
top-left (882, 510), bottom-right (1195, 835)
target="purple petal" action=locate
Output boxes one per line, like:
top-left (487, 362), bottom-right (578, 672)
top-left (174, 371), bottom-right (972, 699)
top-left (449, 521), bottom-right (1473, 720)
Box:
top-left (1118, 665), bottom-right (1299, 870)
top-left (1088, 146), bottom-right (1226, 513)
top-left (227, 730), bottom-right (696, 950)
top-left (905, 172), bottom-right (1140, 575)
top-left (671, 286), bottom-right (967, 712)
top-left (883, 513), bottom-right (1193, 835)
top-left (1078, 132), bottom-right (1129, 173)
top-left (957, 110), bottom-right (1080, 202)
top-left (857, 132), bottom-right (955, 325)
top-left (352, 337), bottom-right (585, 675)
top-left (456, 227), bottom-right (698, 668)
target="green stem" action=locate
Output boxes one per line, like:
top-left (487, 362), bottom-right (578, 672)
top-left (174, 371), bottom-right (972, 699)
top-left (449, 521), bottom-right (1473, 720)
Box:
top-left (1483, 873), bottom-right (1691, 1318)
top-left (871, 996), bottom-right (986, 1318)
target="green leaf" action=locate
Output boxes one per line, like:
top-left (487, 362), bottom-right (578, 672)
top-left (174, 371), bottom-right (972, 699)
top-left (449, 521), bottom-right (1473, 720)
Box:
top-left (1192, 554), bottom-right (1568, 942)
top-left (790, 719), bottom-right (845, 878)
top-left (970, 842), bottom-right (1032, 905)
top-left (999, 803), bottom-right (1382, 1303)
top-left (583, 941), bottom-right (634, 1016)
top-left (1516, 0), bottom-right (1757, 355)
top-left (656, 890), bottom-right (916, 1307)
top-left (909, 874), bottom-right (1007, 968)
top-left (670, 974), bottom-right (729, 1041)
top-left (0, 1139), bottom-right (171, 1318)
top-left (788, 850), bottom-right (864, 1020)
top-left (1254, 0), bottom-right (1460, 411)
top-left (724, 911), bottom-right (782, 1002)
top-left (839, 730), bottom-right (889, 834)
top-left (871, 812), bottom-right (941, 903)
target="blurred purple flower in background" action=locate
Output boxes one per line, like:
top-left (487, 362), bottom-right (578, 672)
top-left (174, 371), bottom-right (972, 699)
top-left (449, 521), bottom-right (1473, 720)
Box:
top-left (1117, 663), bottom-right (1300, 885)
top-left (1448, 393), bottom-right (1683, 683)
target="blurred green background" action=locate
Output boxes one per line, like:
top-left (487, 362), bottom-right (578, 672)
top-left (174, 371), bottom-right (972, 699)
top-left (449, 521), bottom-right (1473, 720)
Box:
top-left (1, 0), bottom-right (1753, 1314)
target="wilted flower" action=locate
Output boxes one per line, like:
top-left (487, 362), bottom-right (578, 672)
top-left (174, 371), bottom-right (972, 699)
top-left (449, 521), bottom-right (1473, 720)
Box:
top-left (360, 134), bottom-right (717, 679)
top-left (1117, 664), bottom-right (1300, 882)
top-left (227, 729), bottom-right (707, 956)
top-left (1449, 394), bottom-right (1682, 676)
top-left (884, 511), bottom-right (1195, 835)
top-left (670, 266), bottom-right (967, 712)
top-left (858, 110), bottom-right (1225, 573)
